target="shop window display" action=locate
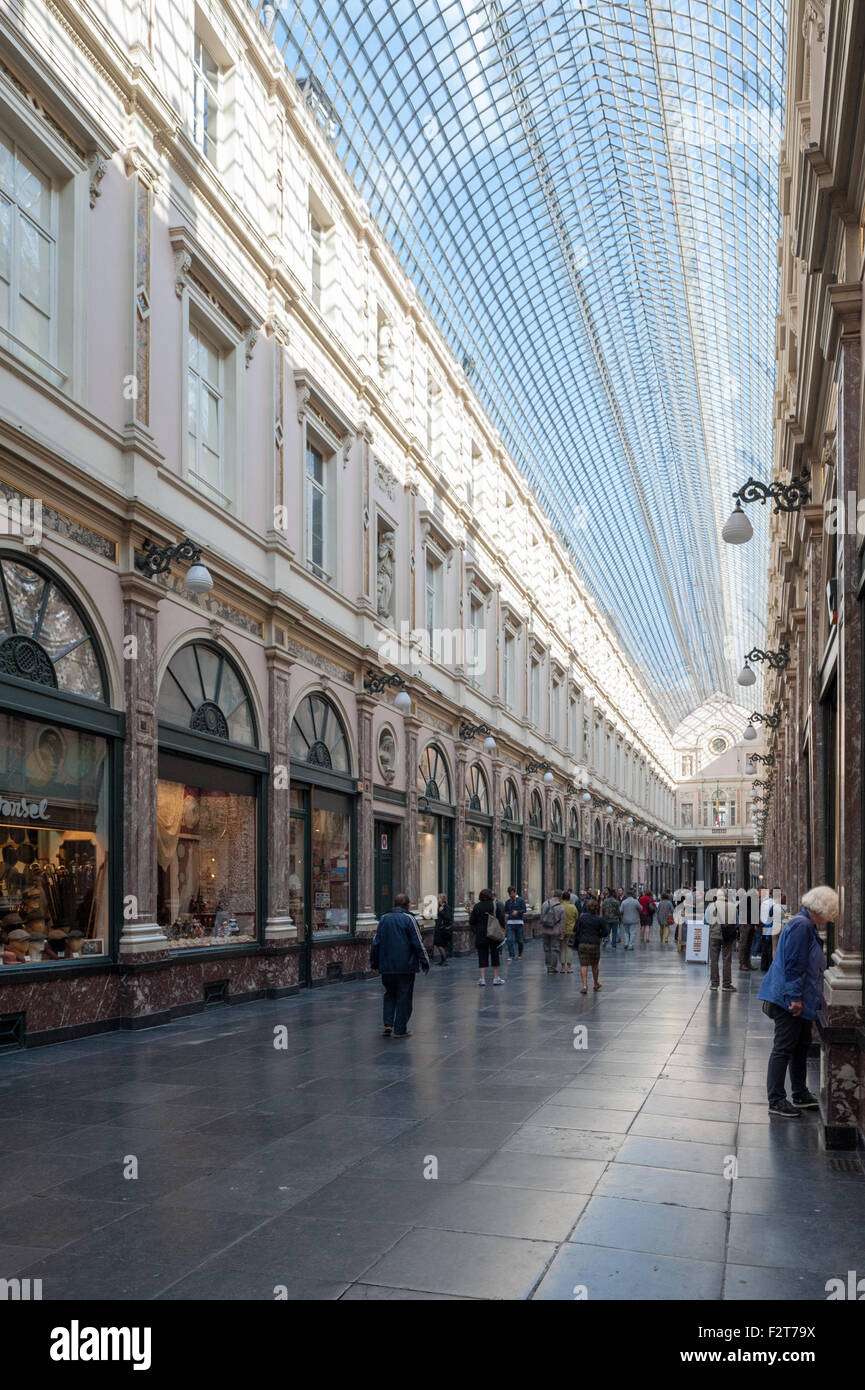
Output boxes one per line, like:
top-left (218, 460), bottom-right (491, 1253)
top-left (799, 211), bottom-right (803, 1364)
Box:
top-left (157, 753), bottom-right (257, 949)
top-left (0, 714), bottom-right (109, 965)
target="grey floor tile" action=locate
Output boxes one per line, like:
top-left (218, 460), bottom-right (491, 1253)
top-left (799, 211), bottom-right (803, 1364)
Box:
top-left (362, 1227), bottom-right (557, 1299)
top-left (533, 1242), bottom-right (724, 1301)
top-left (723, 1264), bottom-right (838, 1300)
top-left (642, 1094), bottom-right (740, 1123)
top-left (340, 1283), bottom-right (476, 1300)
top-left (201, 1215), bottom-right (411, 1283)
top-left (157, 1270), bottom-right (348, 1300)
top-left (727, 1212), bottom-right (864, 1275)
top-left (418, 1183), bottom-right (587, 1241)
top-left (501, 1126), bottom-right (622, 1161)
top-left (571, 1194), bottom-right (728, 1261)
top-left (0, 1196), bottom-right (134, 1250)
top-left (469, 1151), bottom-right (606, 1195)
top-left (615, 1136), bottom-right (732, 1176)
top-left (595, 1163), bottom-right (731, 1211)
top-left (628, 1113), bottom-right (738, 1146)
top-left (528, 1104), bottom-right (636, 1133)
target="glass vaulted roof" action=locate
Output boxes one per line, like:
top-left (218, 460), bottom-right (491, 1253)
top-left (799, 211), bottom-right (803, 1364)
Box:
top-left (253, 0), bottom-right (786, 728)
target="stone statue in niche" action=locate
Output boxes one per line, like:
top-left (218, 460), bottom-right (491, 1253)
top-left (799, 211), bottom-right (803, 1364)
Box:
top-left (378, 727), bottom-right (397, 784)
top-left (376, 532), bottom-right (395, 619)
top-left (377, 318), bottom-right (395, 382)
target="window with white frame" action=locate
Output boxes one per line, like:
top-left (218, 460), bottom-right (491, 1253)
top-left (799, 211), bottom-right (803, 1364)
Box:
top-left (0, 129), bottom-right (55, 365)
top-left (305, 441), bottom-right (330, 581)
top-left (503, 630), bottom-right (516, 709)
top-left (192, 34), bottom-right (220, 162)
top-left (426, 372), bottom-right (442, 465)
top-left (530, 658), bottom-right (541, 729)
top-left (310, 211), bottom-right (324, 311)
top-left (424, 549), bottom-right (443, 660)
top-left (187, 321), bottom-right (225, 503)
top-left (468, 594), bottom-right (484, 686)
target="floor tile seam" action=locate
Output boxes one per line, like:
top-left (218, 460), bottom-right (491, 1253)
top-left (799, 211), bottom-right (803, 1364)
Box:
top-left (565, 1234), bottom-right (728, 1265)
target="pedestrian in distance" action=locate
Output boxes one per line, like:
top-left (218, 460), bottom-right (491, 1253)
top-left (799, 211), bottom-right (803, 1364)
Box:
top-left (470, 887), bottom-right (507, 986)
top-left (758, 886), bottom-right (837, 1118)
top-left (706, 889), bottom-right (737, 991)
top-left (656, 891), bottom-right (674, 945)
top-left (760, 891), bottom-right (785, 971)
top-left (638, 889), bottom-right (655, 945)
top-left (738, 888), bottom-right (759, 972)
top-left (539, 888), bottom-right (566, 973)
top-left (432, 893), bottom-right (452, 965)
top-left (576, 896), bottom-right (608, 993)
top-left (370, 892), bottom-right (430, 1038)
top-left (504, 885), bottom-right (527, 962)
top-left (602, 886), bottom-right (621, 948)
top-left (561, 891), bottom-right (577, 973)
top-left (620, 889), bottom-right (640, 949)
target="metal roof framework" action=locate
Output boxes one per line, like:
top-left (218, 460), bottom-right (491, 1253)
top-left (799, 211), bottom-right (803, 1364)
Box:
top-left (252, 0), bottom-right (786, 727)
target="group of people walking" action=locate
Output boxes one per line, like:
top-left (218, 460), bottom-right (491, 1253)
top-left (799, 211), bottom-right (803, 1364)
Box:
top-left (368, 879), bottom-right (839, 1131)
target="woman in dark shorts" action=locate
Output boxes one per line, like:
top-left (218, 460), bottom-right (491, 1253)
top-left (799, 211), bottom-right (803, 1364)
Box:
top-left (469, 887), bottom-right (507, 987)
top-left (576, 897), bottom-right (608, 993)
top-left (432, 893), bottom-right (452, 965)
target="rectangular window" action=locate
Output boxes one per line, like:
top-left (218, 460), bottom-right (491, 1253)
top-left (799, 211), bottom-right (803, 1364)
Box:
top-left (503, 632), bottom-right (515, 709)
top-left (192, 35), bottom-right (220, 162)
top-left (310, 213), bottom-right (324, 310)
top-left (187, 322), bottom-right (225, 504)
top-left (551, 682), bottom-right (560, 744)
top-left (530, 660), bottom-right (541, 728)
top-left (0, 130), bottom-right (55, 365)
top-left (425, 551), bottom-right (443, 660)
top-left (568, 697), bottom-right (577, 753)
top-left (469, 596), bottom-right (484, 685)
top-left (305, 442), bottom-right (328, 580)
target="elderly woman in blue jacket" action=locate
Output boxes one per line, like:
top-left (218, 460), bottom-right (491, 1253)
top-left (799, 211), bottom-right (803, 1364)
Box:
top-left (757, 885), bottom-right (838, 1118)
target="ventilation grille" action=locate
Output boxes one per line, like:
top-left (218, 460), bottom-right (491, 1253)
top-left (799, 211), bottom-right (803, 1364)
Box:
top-left (326, 962), bottom-right (343, 980)
top-left (827, 1157), bottom-right (863, 1175)
top-left (203, 979), bottom-right (229, 1007)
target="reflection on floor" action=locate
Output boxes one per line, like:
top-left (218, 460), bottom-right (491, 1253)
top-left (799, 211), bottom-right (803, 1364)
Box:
top-left (0, 939), bottom-right (861, 1300)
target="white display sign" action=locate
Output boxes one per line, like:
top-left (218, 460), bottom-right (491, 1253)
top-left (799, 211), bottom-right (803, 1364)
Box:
top-left (685, 918), bottom-right (710, 963)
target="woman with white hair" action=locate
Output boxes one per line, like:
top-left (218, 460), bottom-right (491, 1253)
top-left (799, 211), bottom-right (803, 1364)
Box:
top-left (757, 885), bottom-right (839, 1118)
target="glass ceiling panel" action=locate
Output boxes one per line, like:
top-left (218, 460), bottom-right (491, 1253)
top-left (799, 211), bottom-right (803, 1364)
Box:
top-left (253, 0), bottom-right (785, 727)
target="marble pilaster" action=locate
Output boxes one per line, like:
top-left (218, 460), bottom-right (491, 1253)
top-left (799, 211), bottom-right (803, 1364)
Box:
top-left (264, 648), bottom-right (295, 940)
top-left (453, 742), bottom-right (469, 923)
top-left (355, 693), bottom-right (378, 935)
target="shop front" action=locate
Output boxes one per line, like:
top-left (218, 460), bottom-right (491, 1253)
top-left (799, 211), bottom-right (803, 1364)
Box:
top-left (593, 817), bottom-right (603, 891)
top-left (418, 743), bottom-right (454, 911)
top-left (499, 776), bottom-right (522, 898)
top-left (0, 555), bottom-right (120, 985)
top-left (288, 691), bottom-right (356, 986)
top-left (551, 798), bottom-right (565, 891)
top-left (464, 762), bottom-right (491, 908)
top-left (527, 789), bottom-right (545, 911)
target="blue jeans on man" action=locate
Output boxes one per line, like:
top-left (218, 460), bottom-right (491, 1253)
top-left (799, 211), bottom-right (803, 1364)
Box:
top-left (506, 920), bottom-right (524, 960)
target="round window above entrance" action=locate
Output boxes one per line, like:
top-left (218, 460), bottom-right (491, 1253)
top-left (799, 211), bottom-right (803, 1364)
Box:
top-left (159, 642), bottom-right (257, 746)
top-left (0, 555), bottom-right (106, 701)
top-left (290, 692), bottom-right (351, 773)
top-left (709, 736), bottom-right (728, 755)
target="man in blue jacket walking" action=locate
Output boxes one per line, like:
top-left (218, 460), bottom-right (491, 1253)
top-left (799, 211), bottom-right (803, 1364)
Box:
top-left (757, 886), bottom-right (838, 1118)
top-left (370, 893), bottom-right (429, 1039)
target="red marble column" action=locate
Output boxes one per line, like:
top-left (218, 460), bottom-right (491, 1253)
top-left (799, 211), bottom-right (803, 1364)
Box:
top-left (355, 693), bottom-right (378, 935)
top-left (264, 648), bottom-right (295, 941)
top-left (119, 574), bottom-right (168, 957)
top-left (405, 714), bottom-right (420, 910)
top-left (454, 742), bottom-right (468, 923)
top-left (491, 758), bottom-right (502, 896)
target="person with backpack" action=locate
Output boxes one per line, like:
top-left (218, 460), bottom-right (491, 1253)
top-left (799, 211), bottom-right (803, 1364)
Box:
top-left (539, 889), bottom-right (566, 974)
top-left (369, 892), bottom-right (430, 1038)
top-left (706, 889), bottom-right (737, 991)
top-left (576, 896), bottom-right (608, 992)
top-left (469, 887), bottom-right (507, 986)
top-left (601, 887), bottom-right (621, 948)
top-left (620, 890), bottom-right (640, 950)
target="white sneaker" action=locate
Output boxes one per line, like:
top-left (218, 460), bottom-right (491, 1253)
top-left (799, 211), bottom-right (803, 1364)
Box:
top-left (493, 977), bottom-right (505, 986)
top-left (478, 978), bottom-right (487, 986)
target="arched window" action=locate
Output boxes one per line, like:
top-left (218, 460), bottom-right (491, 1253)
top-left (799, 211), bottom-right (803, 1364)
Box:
top-left (551, 799), bottom-right (563, 834)
top-left (593, 818), bottom-right (602, 847)
top-left (159, 642), bottom-right (257, 746)
top-left (0, 555), bottom-right (106, 700)
top-left (502, 778), bottom-right (521, 824)
top-left (529, 790), bottom-right (544, 828)
top-left (290, 692), bottom-right (350, 772)
top-left (466, 763), bottom-right (489, 813)
top-left (569, 807), bottom-right (579, 839)
top-left (605, 824), bottom-right (612, 851)
top-left (418, 744), bottom-right (451, 802)
top-left (625, 832), bottom-right (631, 856)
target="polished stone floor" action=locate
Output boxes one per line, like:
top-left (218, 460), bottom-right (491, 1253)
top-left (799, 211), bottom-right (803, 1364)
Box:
top-left (1, 939), bottom-right (863, 1301)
